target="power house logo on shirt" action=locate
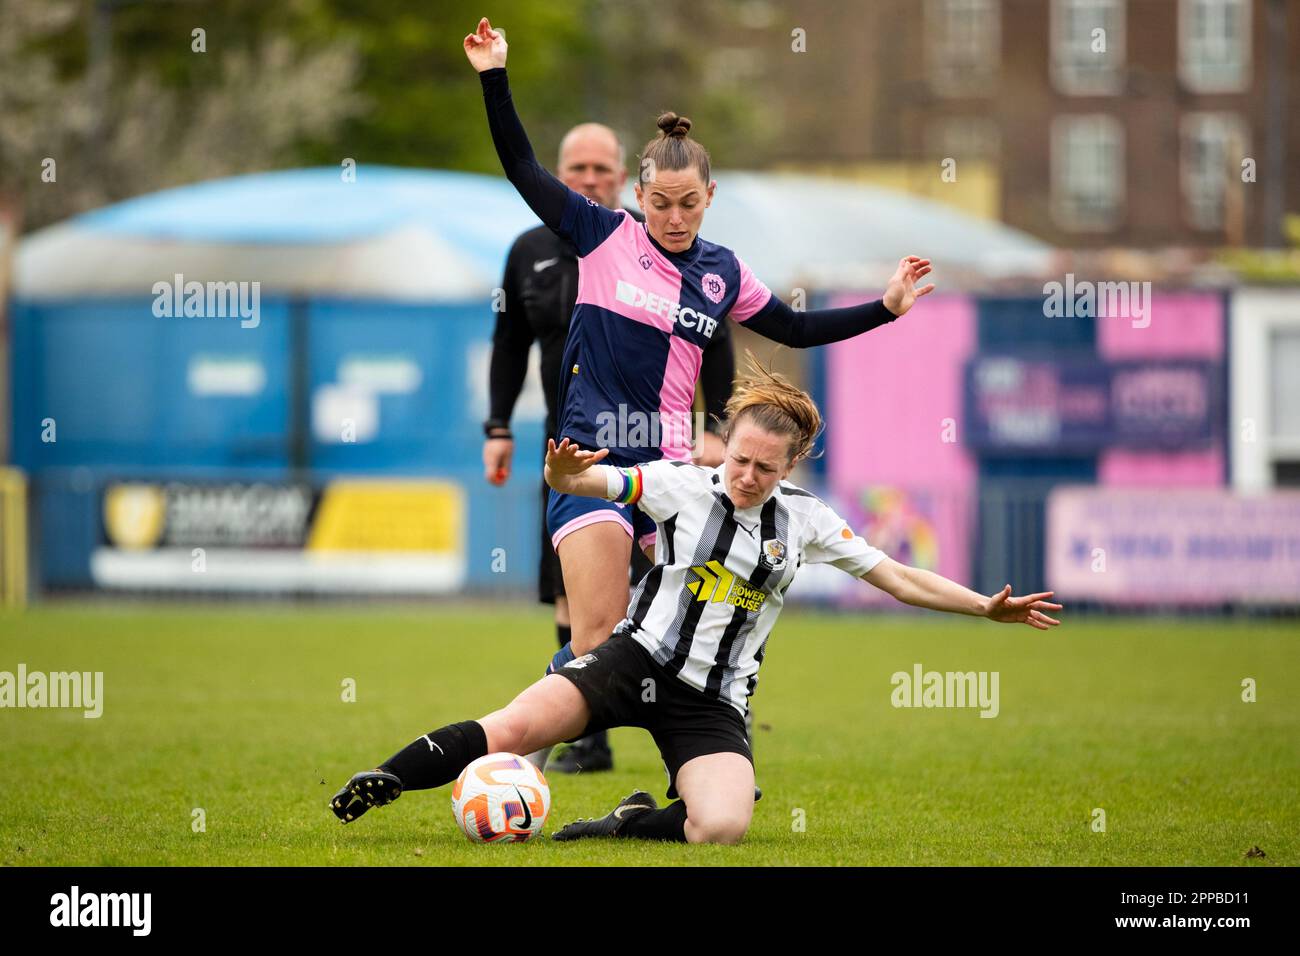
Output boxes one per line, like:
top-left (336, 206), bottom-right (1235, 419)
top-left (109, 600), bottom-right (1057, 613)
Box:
top-left (685, 560), bottom-right (767, 612)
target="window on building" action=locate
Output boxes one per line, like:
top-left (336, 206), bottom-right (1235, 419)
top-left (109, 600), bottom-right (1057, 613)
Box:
top-left (928, 116), bottom-right (1001, 161)
top-left (1051, 115), bottom-right (1124, 231)
top-left (926, 0), bottom-right (1000, 95)
top-left (1051, 0), bottom-right (1125, 95)
top-left (1181, 112), bottom-right (1249, 230)
top-left (1180, 0), bottom-right (1251, 93)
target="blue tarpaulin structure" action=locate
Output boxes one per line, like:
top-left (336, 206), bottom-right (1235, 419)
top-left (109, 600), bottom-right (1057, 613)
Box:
top-left (8, 165), bottom-right (1051, 593)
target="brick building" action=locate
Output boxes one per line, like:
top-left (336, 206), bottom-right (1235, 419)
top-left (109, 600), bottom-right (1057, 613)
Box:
top-left (751, 0), bottom-right (1298, 247)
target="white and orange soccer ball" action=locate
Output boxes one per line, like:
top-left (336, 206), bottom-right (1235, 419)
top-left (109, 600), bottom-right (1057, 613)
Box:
top-left (451, 752), bottom-right (551, 843)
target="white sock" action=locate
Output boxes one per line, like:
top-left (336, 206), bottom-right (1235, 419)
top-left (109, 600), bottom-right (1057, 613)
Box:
top-left (526, 746), bottom-right (552, 774)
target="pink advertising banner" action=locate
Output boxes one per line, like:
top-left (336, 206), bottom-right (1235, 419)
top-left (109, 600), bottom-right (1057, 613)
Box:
top-left (1047, 487), bottom-right (1300, 604)
top-left (826, 294), bottom-right (977, 603)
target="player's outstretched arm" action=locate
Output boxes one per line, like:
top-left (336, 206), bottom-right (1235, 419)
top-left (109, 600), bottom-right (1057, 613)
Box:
top-left (863, 558), bottom-right (1062, 630)
top-left (743, 257), bottom-right (935, 348)
top-left (464, 17), bottom-right (568, 229)
top-left (880, 255), bottom-right (936, 316)
top-left (543, 438), bottom-right (611, 497)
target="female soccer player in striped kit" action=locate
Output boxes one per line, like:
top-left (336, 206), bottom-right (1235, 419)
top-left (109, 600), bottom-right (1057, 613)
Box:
top-left (331, 359), bottom-right (1062, 844)
top-left (462, 18), bottom-right (937, 692)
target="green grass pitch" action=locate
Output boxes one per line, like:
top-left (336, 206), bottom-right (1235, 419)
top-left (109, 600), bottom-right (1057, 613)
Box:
top-left (1, 602), bottom-right (1296, 866)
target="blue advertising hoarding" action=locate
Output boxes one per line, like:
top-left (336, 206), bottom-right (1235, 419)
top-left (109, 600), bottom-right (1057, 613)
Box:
top-left (964, 356), bottom-right (1223, 454)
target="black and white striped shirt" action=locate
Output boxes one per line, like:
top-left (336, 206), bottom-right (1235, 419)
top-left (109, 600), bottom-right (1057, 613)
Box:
top-left (613, 460), bottom-right (887, 715)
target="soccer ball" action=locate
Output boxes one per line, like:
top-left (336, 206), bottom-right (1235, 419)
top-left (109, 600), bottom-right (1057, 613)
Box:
top-left (451, 752), bottom-right (550, 843)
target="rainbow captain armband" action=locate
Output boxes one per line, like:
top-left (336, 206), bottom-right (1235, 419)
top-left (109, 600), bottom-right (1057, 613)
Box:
top-left (604, 465), bottom-right (644, 505)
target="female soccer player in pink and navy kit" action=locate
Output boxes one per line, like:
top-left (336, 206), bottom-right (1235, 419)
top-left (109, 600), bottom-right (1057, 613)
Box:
top-left (464, 18), bottom-right (936, 677)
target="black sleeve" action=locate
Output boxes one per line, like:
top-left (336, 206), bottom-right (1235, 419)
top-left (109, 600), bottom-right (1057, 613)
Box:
top-left (698, 320), bottom-right (735, 434)
top-left (487, 239), bottom-right (534, 425)
top-left (478, 67), bottom-right (567, 230)
top-left (742, 295), bottom-right (898, 348)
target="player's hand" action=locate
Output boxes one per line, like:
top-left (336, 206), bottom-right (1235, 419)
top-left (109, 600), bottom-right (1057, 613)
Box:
top-left (483, 437), bottom-right (513, 485)
top-left (691, 430), bottom-right (726, 467)
top-left (463, 17), bottom-right (507, 72)
top-left (983, 585), bottom-right (1063, 630)
top-left (882, 255), bottom-right (935, 316)
top-left (545, 437), bottom-right (609, 477)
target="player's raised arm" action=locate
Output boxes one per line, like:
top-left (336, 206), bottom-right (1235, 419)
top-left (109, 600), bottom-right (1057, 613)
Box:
top-left (543, 438), bottom-right (611, 498)
top-left (879, 255), bottom-right (937, 316)
top-left (863, 558), bottom-right (1063, 630)
top-left (739, 256), bottom-right (936, 348)
top-left (464, 18), bottom-right (568, 230)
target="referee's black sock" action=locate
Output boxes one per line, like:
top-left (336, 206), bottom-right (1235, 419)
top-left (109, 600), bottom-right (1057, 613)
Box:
top-left (556, 623), bottom-right (572, 650)
top-left (619, 800), bottom-right (689, 842)
top-left (378, 720), bottom-right (487, 791)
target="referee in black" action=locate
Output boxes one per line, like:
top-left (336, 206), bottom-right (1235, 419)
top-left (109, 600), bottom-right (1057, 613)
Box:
top-left (482, 121), bottom-right (734, 774)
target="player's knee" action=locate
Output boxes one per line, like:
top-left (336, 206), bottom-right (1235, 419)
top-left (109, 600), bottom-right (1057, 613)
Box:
top-left (685, 809), bottom-right (749, 845)
top-left (479, 707), bottom-right (530, 753)
top-left (572, 586), bottom-right (627, 630)
top-left (571, 620), bottom-right (620, 655)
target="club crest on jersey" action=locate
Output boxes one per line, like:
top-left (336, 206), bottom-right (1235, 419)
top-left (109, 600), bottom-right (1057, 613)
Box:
top-left (565, 653), bottom-right (598, 670)
top-left (638, 254), bottom-right (652, 270)
top-left (759, 538), bottom-right (787, 571)
top-left (701, 273), bottom-right (726, 304)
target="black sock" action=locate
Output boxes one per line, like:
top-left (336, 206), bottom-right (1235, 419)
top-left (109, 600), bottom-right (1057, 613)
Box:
top-left (619, 800), bottom-right (688, 842)
top-left (556, 623), bottom-right (572, 650)
top-left (379, 720), bottom-right (487, 791)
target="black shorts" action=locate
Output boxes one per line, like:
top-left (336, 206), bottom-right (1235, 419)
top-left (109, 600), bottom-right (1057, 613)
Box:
top-left (552, 631), bottom-right (753, 799)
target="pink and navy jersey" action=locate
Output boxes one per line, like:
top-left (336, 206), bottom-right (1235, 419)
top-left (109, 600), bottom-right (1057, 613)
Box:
top-left (556, 190), bottom-right (772, 464)
top-left (478, 66), bottom-right (900, 467)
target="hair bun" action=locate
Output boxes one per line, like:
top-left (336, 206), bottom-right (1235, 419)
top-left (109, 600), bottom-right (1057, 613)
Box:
top-left (656, 111), bottom-right (692, 138)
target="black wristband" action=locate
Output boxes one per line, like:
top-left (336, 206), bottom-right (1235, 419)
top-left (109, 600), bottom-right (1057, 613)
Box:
top-left (483, 419), bottom-right (512, 439)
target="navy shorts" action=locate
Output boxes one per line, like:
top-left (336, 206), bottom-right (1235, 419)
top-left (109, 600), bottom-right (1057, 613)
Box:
top-left (546, 484), bottom-right (657, 554)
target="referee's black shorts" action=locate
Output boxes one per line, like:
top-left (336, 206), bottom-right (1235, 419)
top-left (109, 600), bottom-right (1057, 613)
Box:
top-left (551, 631), bottom-right (753, 799)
